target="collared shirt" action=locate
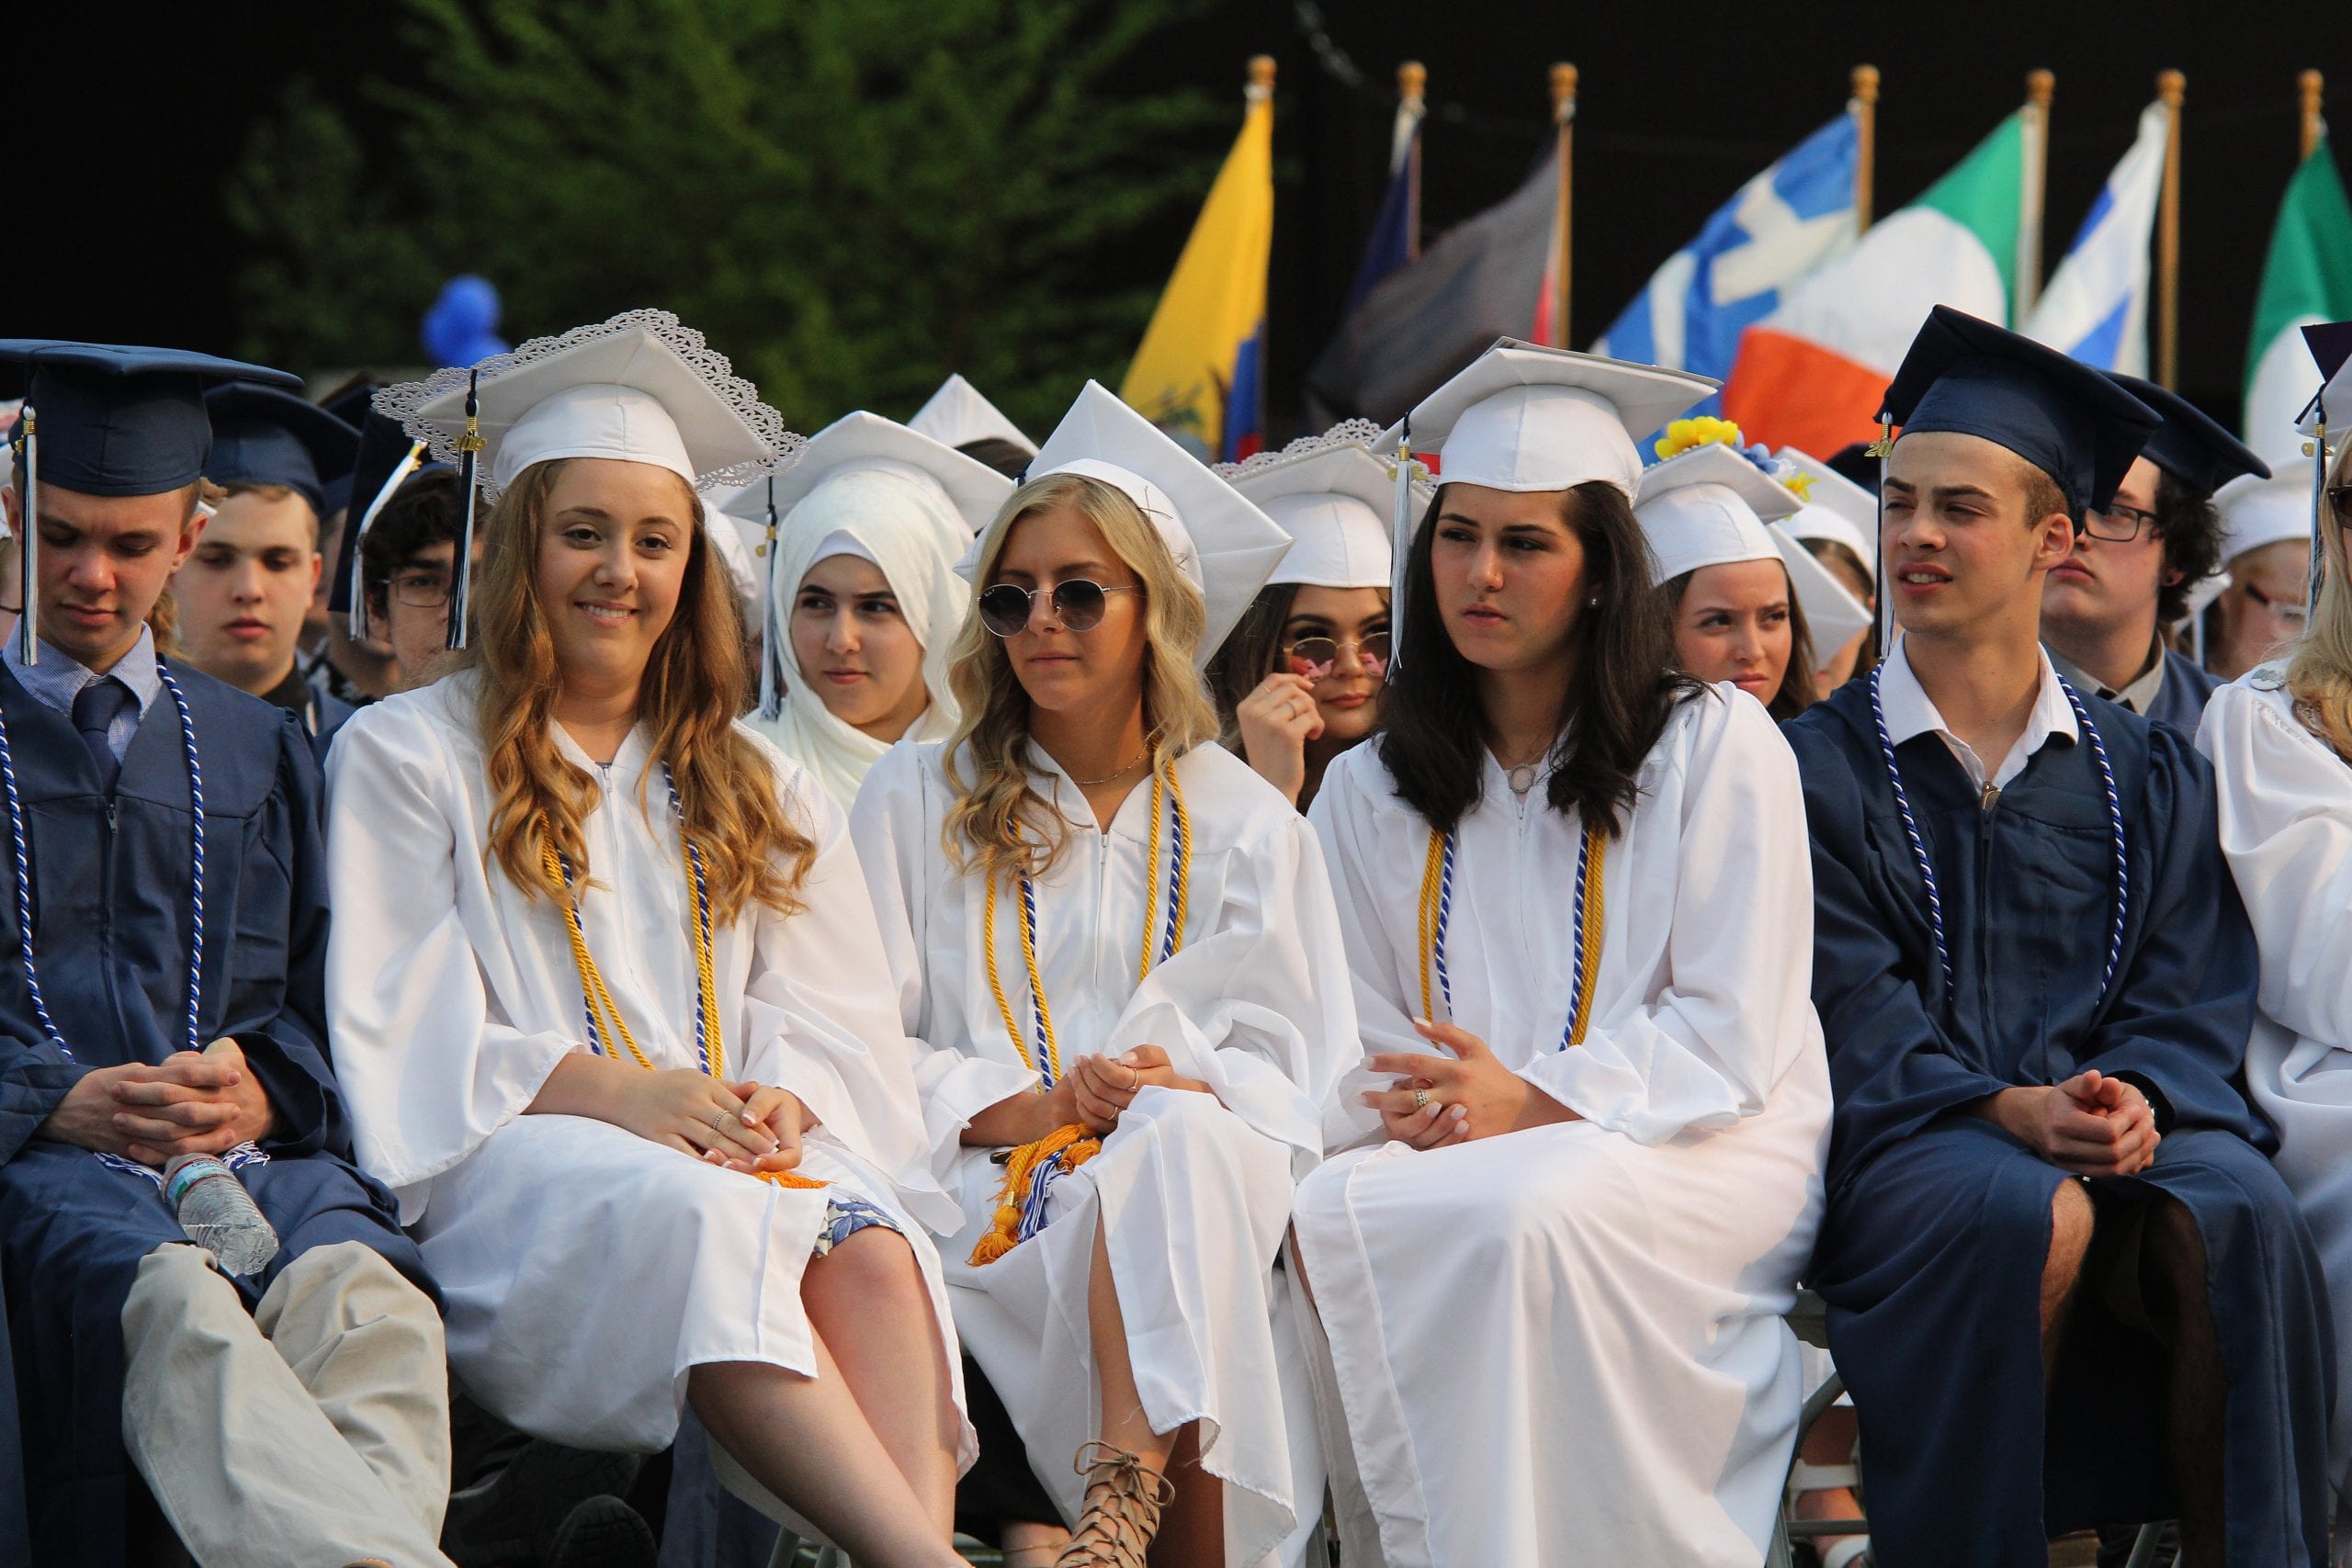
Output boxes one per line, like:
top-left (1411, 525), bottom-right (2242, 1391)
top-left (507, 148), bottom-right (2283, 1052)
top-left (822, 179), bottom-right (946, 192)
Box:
top-left (2046, 634), bottom-right (2165, 716)
top-left (261, 662), bottom-right (322, 736)
top-left (1878, 634), bottom-right (2079, 795)
top-left (1, 626), bottom-right (163, 761)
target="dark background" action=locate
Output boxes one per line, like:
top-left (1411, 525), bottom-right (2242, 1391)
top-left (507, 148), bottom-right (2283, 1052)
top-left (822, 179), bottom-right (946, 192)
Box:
top-left (13, 0), bottom-right (2346, 434)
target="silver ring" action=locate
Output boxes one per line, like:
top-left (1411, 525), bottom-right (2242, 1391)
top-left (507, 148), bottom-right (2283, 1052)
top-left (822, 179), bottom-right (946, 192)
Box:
top-left (709, 1110), bottom-right (731, 1132)
top-left (1412, 1088), bottom-right (1431, 1111)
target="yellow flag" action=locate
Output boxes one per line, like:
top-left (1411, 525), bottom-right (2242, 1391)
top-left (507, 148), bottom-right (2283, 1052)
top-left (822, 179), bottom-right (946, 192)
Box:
top-left (1119, 68), bottom-right (1274, 460)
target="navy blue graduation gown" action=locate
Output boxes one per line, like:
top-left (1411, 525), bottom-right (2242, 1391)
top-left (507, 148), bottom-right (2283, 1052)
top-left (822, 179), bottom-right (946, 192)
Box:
top-left (1783, 680), bottom-right (2332, 1568)
top-left (0, 660), bottom-right (430, 1568)
top-left (2146, 646), bottom-right (2221, 739)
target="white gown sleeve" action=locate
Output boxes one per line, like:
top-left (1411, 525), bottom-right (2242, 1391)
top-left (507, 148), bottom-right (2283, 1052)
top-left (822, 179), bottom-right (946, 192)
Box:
top-left (848, 743), bottom-right (1036, 1168)
top-left (2199, 682), bottom-right (2352, 1060)
top-left (1521, 694), bottom-right (1817, 1144)
top-left (1096, 809), bottom-right (1359, 1173)
top-left (323, 703), bottom-right (578, 1213)
top-left (1307, 754), bottom-right (1435, 1153)
top-left (733, 749), bottom-right (962, 1235)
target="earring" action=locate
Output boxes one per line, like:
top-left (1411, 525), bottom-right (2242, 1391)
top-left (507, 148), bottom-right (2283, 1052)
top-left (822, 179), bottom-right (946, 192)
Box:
top-left (1586, 595), bottom-right (1600, 608)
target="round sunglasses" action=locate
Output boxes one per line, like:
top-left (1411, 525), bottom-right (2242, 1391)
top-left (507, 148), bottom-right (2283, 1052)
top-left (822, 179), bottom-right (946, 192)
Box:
top-left (1283, 632), bottom-right (1391, 679)
top-left (977, 579), bottom-right (1138, 637)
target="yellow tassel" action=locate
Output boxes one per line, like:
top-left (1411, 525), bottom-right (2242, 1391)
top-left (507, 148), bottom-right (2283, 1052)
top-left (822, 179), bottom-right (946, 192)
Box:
top-left (969, 1123), bottom-right (1102, 1265)
top-left (753, 1169), bottom-right (828, 1190)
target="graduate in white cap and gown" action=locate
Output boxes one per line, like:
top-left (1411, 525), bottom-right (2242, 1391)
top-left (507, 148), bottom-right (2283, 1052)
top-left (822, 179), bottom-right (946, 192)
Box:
top-left (2203, 471), bottom-right (2316, 681)
top-left (1775, 446), bottom-right (1882, 694)
top-left (1637, 423), bottom-right (1871, 723)
top-left (911, 373), bottom-right (1038, 480)
top-left (1295, 338), bottom-right (1833, 1568)
top-left (852, 381), bottom-right (1354, 1568)
top-left (326, 310), bottom-right (978, 1568)
top-left (2199, 328), bottom-right (2352, 1551)
top-left (723, 412), bottom-right (1011, 812)
top-left (1209, 425), bottom-right (1426, 808)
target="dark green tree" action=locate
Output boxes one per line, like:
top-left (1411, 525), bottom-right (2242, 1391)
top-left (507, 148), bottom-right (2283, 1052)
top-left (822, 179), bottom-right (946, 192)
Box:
top-left (228, 0), bottom-right (1226, 431)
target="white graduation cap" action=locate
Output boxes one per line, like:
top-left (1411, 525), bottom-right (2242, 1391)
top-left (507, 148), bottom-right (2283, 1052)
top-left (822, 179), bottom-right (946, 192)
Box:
top-left (1635, 444), bottom-right (1873, 657)
top-left (1224, 431), bottom-right (1427, 589)
top-left (2216, 469), bottom-right (2317, 566)
top-left (1373, 337), bottom-right (1717, 499)
top-left (378, 309), bottom-right (796, 504)
top-left (1773, 445), bottom-right (1877, 589)
top-left (719, 412), bottom-right (1013, 716)
top-left (376, 310), bottom-right (800, 649)
top-left (910, 373), bottom-right (1036, 457)
top-left (956, 380), bottom-right (1292, 667)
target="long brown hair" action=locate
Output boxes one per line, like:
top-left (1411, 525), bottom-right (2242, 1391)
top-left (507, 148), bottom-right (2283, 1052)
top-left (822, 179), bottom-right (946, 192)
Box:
top-left (943, 472), bottom-right (1221, 881)
top-left (1657, 563), bottom-right (1820, 720)
top-left (463, 458), bottom-right (814, 923)
top-left (1378, 481), bottom-right (1696, 838)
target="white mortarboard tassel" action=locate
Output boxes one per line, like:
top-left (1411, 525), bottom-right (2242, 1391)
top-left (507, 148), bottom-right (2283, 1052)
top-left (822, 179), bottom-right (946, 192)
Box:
top-left (719, 411), bottom-right (1012, 720)
top-left (1368, 337), bottom-right (1715, 661)
top-left (1218, 423), bottom-right (1427, 590)
top-left (343, 439), bottom-right (427, 644)
top-left (1634, 444), bottom-right (1873, 659)
top-left (375, 309), bottom-right (802, 648)
top-left (954, 381), bottom-right (1292, 668)
top-left (909, 374), bottom-right (1037, 457)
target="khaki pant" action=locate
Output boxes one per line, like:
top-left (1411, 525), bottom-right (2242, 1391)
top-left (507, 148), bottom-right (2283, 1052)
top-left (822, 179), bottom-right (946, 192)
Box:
top-left (121, 1241), bottom-right (456, 1568)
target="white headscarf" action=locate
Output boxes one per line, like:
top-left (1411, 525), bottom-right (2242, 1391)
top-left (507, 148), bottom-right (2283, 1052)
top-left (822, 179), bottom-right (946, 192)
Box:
top-left (749, 465), bottom-right (972, 809)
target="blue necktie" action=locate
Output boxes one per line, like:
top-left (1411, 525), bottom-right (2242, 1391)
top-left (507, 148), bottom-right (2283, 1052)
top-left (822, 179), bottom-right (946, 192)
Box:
top-left (71, 677), bottom-right (132, 795)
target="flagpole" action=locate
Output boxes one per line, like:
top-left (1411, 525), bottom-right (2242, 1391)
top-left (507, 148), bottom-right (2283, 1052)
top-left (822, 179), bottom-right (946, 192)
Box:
top-left (1850, 64), bottom-right (1878, 231)
top-left (1399, 61), bottom-right (1426, 261)
top-left (1552, 62), bottom-right (1577, 349)
top-left (2301, 69), bottom-right (2325, 161)
top-left (2156, 69), bottom-right (2186, 390)
top-left (2018, 69), bottom-right (2054, 319)
top-left (1250, 53), bottom-right (1275, 456)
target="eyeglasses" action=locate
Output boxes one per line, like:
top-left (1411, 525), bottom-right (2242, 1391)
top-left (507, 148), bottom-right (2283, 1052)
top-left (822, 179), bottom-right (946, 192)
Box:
top-left (389, 572), bottom-right (452, 610)
top-left (1283, 632), bottom-right (1391, 679)
top-left (976, 579), bottom-right (1137, 637)
top-left (2082, 502), bottom-right (2159, 544)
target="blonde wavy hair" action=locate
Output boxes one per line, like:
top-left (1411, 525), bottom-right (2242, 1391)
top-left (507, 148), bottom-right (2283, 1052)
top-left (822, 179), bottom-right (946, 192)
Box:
top-left (2288, 440), bottom-right (2352, 753)
top-left (461, 458), bottom-right (815, 923)
top-left (943, 472), bottom-right (1221, 880)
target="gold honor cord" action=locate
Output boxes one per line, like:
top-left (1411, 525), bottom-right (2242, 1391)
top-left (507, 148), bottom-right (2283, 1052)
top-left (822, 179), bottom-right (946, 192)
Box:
top-left (1417, 824), bottom-right (1606, 1047)
top-left (972, 761), bottom-right (1193, 1265)
top-left (540, 819), bottom-right (823, 1190)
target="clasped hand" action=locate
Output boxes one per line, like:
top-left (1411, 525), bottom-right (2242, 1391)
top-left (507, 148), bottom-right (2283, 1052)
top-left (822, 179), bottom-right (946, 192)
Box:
top-left (1362, 1019), bottom-right (1577, 1149)
top-left (39, 1038), bottom-right (277, 1166)
top-left (1981, 1069), bottom-right (2160, 1178)
top-left (966, 1046), bottom-right (1205, 1148)
top-left (612, 1069), bottom-right (812, 1175)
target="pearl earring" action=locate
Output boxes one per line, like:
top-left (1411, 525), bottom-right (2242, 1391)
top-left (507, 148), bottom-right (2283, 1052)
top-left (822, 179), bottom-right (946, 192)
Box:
top-left (1586, 595), bottom-right (1601, 608)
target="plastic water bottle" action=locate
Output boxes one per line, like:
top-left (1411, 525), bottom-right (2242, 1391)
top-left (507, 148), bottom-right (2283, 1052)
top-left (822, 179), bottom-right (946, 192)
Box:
top-left (164, 1154), bottom-right (280, 1277)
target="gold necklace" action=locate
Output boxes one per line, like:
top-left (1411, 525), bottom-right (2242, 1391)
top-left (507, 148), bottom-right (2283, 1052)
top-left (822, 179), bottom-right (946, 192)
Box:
top-left (1067, 748), bottom-right (1149, 787)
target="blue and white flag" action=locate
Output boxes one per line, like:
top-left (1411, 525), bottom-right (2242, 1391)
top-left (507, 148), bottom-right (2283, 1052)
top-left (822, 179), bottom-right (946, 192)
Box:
top-left (2022, 100), bottom-right (2170, 375)
top-left (1592, 112), bottom-right (1860, 392)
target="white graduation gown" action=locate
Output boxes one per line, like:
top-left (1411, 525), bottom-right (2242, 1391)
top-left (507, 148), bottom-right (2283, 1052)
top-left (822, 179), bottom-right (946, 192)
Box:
top-left (1296, 686), bottom-right (1832, 1568)
top-left (322, 676), bottom-right (967, 1463)
top-left (2199, 671), bottom-right (2352, 1521)
top-left (851, 738), bottom-right (1356, 1568)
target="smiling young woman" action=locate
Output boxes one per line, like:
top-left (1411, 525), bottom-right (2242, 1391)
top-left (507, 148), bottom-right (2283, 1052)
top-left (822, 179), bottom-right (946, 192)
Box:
top-left (851, 384), bottom-right (1352, 1568)
top-left (328, 313), bottom-right (976, 1568)
top-left (1293, 343), bottom-right (1834, 1568)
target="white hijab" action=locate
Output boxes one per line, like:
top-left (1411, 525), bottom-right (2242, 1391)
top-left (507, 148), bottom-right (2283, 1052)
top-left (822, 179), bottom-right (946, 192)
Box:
top-left (749, 465), bottom-right (972, 809)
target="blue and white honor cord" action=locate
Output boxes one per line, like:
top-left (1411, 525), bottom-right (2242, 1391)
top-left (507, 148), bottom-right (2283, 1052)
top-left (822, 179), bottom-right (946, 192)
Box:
top-left (1425, 819), bottom-right (1600, 1050)
top-left (0, 665), bottom-right (266, 1181)
top-left (1868, 664), bottom-right (2128, 1005)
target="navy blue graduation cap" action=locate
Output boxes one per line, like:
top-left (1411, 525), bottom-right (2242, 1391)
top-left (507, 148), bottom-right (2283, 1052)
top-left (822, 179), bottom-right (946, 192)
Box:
top-left (313, 377), bottom-right (382, 520)
top-left (2106, 373), bottom-right (2268, 500)
top-left (1878, 307), bottom-right (2161, 519)
top-left (203, 382), bottom-right (359, 518)
top-left (3, 341), bottom-right (300, 661)
top-left (331, 409), bottom-right (447, 637)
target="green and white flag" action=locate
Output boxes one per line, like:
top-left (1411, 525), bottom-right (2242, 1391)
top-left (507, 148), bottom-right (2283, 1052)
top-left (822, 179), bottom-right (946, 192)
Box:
top-left (2243, 141), bottom-right (2352, 468)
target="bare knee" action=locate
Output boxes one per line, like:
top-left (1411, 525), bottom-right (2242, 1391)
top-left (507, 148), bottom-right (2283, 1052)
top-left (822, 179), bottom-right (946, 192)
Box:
top-left (2043, 1179), bottom-right (2095, 1314)
top-left (804, 1225), bottom-right (920, 1307)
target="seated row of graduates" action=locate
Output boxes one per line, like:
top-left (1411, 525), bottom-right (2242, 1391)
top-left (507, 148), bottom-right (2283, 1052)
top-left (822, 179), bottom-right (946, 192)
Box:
top-left (3, 303), bottom-right (2348, 1568)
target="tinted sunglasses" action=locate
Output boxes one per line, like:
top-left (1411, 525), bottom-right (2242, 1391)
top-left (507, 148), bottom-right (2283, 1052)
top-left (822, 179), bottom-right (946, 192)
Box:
top-left (1283, 633), bottom-right (1392, 679)
top-left (977, 579), bottom-right (1137, 637)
